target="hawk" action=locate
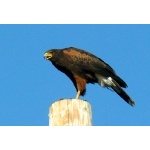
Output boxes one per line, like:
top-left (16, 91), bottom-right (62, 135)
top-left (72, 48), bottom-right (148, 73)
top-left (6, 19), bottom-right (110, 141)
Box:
top-left (44, 47), bottom-right (135, 106)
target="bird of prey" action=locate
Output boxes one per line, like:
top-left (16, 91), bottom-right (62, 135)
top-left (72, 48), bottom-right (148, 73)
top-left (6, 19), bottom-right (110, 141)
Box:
top-left (44, 47), bottom-right (135, 106)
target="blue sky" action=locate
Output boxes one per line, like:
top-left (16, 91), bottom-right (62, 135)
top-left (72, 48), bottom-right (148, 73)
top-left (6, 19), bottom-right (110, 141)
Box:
top-left (0, 24), bottom-right (150, 126)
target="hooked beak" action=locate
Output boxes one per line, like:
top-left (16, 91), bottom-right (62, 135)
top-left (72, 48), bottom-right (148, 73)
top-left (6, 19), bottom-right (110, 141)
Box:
top-left (44, 52), bottom-right (52, 60)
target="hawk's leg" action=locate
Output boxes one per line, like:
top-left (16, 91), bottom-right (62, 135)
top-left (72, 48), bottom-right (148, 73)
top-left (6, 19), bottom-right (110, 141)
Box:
top-left (73, 75), bottom-right (87, 99)
top-left (75, 91), bottom-right (81, 99)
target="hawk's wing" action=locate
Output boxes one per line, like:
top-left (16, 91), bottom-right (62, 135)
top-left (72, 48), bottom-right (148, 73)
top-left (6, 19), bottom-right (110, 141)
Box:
top-left (63, 47), bottom-right (116, 76)
top-left (62, 47), bottom-right (127, 87)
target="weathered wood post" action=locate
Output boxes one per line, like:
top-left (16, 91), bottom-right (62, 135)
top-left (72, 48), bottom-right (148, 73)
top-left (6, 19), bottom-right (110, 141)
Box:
top-left (49, 99), bottom-right (92, 126)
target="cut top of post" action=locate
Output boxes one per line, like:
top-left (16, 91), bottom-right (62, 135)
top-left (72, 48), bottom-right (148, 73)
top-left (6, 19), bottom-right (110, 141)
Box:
top-left (49, 99), bottom-right (92, 126)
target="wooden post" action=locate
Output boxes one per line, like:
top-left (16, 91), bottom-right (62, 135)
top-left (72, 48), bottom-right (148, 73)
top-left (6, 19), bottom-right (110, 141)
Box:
top-left (49, 99), bottom-right (92, 126)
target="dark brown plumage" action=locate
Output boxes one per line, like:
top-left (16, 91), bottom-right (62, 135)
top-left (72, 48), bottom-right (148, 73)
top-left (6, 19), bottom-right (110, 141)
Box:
top-left (44, 47), bottom-right (135, 106)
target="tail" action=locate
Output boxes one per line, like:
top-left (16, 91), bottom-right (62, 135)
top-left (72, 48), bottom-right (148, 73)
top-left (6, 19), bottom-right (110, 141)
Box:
top-left (109, 77), bottom-right (135, 106)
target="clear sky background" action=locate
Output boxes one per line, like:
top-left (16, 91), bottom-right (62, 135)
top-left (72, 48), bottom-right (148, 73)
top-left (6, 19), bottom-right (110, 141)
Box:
top-left (0, 24), bottom-right (150, 126)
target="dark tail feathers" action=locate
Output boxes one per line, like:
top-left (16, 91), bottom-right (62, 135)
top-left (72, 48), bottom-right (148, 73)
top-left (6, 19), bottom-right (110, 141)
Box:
top-left (111, 78), bottom-right (135, 106)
